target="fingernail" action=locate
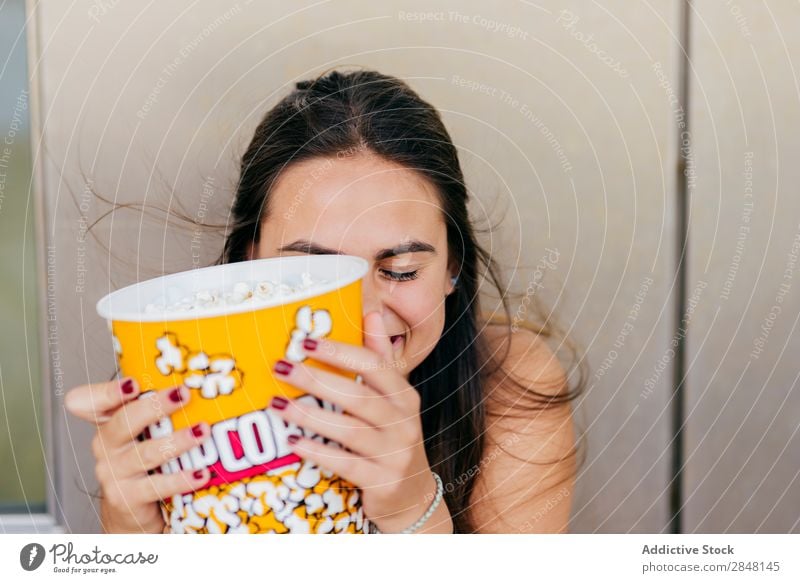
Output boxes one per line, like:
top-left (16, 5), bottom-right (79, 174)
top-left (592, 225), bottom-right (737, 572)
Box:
top-left (192, 469), bottom-right (205, 480)
top-left (288, 435), bottom-right (299, 444)
top-left (191, 424), bottom-right (203, 437)
top-left (271, 396), bottom-right (288, 410)
top-left (169, 387), bottom-right (186, 403)
top-left (121, 379), bottom-right (135, 395)
top-left (273, 360), bottom-right (293, 376)
top-left (303, 338), bottom-right (318, 351)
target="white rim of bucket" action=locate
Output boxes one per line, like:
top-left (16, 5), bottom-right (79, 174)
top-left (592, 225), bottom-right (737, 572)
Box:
top-left (96, 255), bottom-right (369, 323)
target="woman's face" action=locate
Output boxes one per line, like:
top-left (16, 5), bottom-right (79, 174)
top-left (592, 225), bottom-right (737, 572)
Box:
top-left (251, 151), bottom-right (457, 377)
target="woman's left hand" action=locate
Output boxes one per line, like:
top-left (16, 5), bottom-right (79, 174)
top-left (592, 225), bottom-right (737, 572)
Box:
top-left (269, 311), bottom-right (449, 533)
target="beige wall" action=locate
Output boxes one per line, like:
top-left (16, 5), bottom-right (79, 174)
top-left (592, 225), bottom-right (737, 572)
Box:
top-left (28, 0), bottom-right (796, 533)
top-left (684, 1), bottom-right (800, 533)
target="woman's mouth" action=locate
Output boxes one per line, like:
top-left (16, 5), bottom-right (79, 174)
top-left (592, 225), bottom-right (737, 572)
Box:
top-left (390, 334), bottom-right (405, 349)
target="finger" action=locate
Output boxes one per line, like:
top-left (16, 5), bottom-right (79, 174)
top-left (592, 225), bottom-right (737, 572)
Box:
top-left (99, 385), bottom-right (190, 450)
top-left (363, 311), bottom-right (394, 363)
top-left (114, 422), bottom-right (211, 480)
top-left (129, 467), bottom-right (212, 506)
top-left (301, 333), bottom-right (407, 394)
top-left (301, 337), bottom-right (415, 404)
top-left (287, 434), bottom-right (377, 490)
top-left (273, 360), bottom-right (397, 425)
top-left (271, 398), bottom-right (386, 458)
top-left (65, 378), bottom-right (140, 425)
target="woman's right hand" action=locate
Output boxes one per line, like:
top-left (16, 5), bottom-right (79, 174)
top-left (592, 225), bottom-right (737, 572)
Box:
top-left (64, 379), bottom-right (212, 533)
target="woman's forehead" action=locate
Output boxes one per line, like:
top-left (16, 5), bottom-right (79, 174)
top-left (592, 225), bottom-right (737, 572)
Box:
top-left (273, 153), bottom-right (440, 202)
top-left (264, 154), bottom-right (447, 248)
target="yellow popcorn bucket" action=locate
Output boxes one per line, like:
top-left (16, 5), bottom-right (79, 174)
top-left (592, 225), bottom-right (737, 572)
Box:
top-left (96, 255), bottom-right (371, 534)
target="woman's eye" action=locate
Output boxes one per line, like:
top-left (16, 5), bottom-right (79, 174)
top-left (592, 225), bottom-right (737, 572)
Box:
top-left (380, 269), bottom-right (419, 282)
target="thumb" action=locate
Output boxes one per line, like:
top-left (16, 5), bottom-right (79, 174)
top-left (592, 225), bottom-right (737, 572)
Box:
top-left (363, 311), bottom-right (394, 363)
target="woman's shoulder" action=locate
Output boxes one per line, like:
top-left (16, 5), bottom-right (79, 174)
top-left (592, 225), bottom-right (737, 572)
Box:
top-left (469, 318), bottom-right (576, 532)
top-left (477, 319), bottom-right (569, 402)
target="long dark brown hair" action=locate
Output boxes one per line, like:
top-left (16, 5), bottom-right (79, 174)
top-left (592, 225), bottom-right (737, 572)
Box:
top-left (215, 69), bottom-right (587, 533)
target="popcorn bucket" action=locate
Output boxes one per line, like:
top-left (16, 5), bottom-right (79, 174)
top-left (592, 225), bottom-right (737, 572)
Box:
top-left (96, 255), bottom-right (372, 534)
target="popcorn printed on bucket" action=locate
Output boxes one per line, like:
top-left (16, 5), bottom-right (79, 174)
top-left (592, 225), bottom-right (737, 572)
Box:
top-left (106, 319), bottom-right (121, 359)
top-left (166, 460), bottom-right (369, 534)
top-left (155, 333), bottom-right (189, 376)
top-left (147, 300), bottom-right (367, 533)
top-left (154, 333), bottom-right (244, 400)
top-left (111, 335), bottom-right (123, 361)
top-left (285, 306), bottom-right (333, 363)
top-left (183, 352), bottom-right (244, 399)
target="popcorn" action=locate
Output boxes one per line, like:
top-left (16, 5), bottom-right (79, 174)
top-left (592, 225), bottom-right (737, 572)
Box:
top-left (155, 333), bottom-right (187, 375)
top-left (144, 273), bottom-right (329, 314)
top-left (304, 493), bottom-right (324, 514)
top-left (154, 335), bottom-right (244, 400)
top-left (192, 493), bottom-right (243, 533)
top-left (170, 494), bottom-right (206, 533)
top-left (183, 352), bottom-right (240, 399)
top-left (194, 289), bottom-right (217, 307)
top-left (231, 282), bottom-right (252, 304)
top-left (255, 281), bottom-right (274, 297)
top-left (164, 460), bottom-right (370, 534)
top-left (296, 463), bottom-right (321, 489)
top-left (149, 386), bottom-right (370, 533)
top-left (322, 488), bottom-right (345, 516)
top-left (285, 306), bottom-right (333, 363)
top-left (111, 335), bottom-right (122, 358)
top-left (187, 352), bottom-right (210, 372)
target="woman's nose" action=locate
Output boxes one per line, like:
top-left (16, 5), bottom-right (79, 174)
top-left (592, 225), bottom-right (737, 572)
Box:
top-left (360, 270), bottom-right (384, 317)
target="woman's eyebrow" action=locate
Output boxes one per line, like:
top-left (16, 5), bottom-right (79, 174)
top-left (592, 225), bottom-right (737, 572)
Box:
top-left (278, 239), bottom-right (436, 260)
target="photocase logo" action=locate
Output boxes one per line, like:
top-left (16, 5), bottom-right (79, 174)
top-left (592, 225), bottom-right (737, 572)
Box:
top-left (19, 543), bottom-right (46, 571)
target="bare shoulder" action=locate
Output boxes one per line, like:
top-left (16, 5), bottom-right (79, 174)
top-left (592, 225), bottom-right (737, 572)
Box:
top-left (480, 323), bottom-right (570, 402)
top-left (468, 323), bottom-right (576, 533)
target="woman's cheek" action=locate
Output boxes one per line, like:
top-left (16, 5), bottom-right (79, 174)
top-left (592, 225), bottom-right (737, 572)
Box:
top-left (411, 290), bottom-right (448, 345)
top-left (394, 281), bottom-right (445, 324)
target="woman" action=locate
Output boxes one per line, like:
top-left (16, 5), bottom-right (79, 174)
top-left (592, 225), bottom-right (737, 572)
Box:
top-left (65, 69), bottom-right (585, 534)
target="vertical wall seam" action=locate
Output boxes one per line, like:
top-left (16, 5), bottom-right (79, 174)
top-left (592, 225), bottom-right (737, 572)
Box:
top-left (669, 0), bottom-right (692, 535)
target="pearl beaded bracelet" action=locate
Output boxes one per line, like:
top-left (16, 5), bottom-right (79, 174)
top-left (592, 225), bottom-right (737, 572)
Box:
top-left (367, 472), bottom-right (444, 534)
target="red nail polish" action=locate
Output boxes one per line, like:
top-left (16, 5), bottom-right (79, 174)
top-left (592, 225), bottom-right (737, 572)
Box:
top-left (288, 435), bottom-right (299, 444)
top-left (191, 424), bottom-right (203, 437)
top-left (271, 396), bottom-right (288, 410)
top-left (273, 360), bottom-right (293, 376)
top-left (193, 470), bottom-right (204, 480)
top-left (303, 338), bottom-right (318, 351)
top-left (169, 387), bottom-right (185, 403)
top-left (121, 379), bottom-right (135, 395)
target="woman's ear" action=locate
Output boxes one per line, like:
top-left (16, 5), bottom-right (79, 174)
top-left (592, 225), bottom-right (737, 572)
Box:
top-left (446, 268), bottom-right (459, 296)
